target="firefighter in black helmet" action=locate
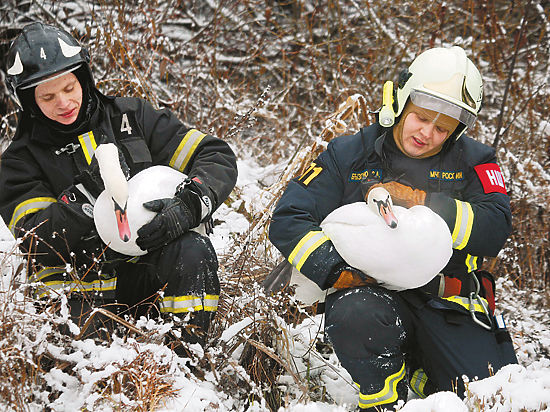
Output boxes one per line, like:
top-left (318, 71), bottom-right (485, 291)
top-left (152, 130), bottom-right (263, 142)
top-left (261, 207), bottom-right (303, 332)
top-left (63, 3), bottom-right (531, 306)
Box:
top-left (269, 46), bottom-right (517, 410)
top-left (1, 23), bottom-right (238, 348)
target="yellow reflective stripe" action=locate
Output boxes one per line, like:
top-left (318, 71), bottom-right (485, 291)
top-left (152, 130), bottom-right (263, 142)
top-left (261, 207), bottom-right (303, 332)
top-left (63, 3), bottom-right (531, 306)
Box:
top-left (288, 231), bottom-right (329, 271)
top-left (160, 294), bottom-right (219, 313)
top-left (36, 278), bottom-right (117, 298)
top-left (358, 362), bottom-right (406, 408)
top-left (443, 295), bottom-right (486, 312)
top-left (465, 254), bottom-right (478, 272)
top-left (169, 129), bottom-right (206, 172)
top-left (451, 199), bottom-right (474, 250)
top-left (29, 267), bottom-right (66, 283)
top-left (8, 197), bottom-right (57, 234)
top-left (299, 162), bottom-right (323, 186)
top-left (410, 368), bottom-right (428, 398)
top-left (77, 131), bottom-right (98, 164)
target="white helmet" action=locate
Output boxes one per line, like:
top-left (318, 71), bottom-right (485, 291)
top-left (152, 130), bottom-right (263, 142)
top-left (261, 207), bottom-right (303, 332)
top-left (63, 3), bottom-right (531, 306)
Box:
top-left (381, 46), bottom-right (483, 140)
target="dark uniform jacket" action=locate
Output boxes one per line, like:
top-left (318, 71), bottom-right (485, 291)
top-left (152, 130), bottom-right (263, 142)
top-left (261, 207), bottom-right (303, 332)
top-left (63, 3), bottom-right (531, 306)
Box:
top-left (269, 123), bottom-right (511, 293)
top-left (0, 90), bottom-right (237, 277)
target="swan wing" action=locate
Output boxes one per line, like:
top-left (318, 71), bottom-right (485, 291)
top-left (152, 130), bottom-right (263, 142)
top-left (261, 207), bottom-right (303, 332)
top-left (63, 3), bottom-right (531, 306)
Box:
top-left (321, 202), bottom-right (452, 289)
top-left (95, 165), bottom-right (187, 256)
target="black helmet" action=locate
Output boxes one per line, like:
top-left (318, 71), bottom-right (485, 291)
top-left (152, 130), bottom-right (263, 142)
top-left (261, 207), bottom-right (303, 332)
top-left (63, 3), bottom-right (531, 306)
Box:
top-left (6, 22), bottom-right (93, 108)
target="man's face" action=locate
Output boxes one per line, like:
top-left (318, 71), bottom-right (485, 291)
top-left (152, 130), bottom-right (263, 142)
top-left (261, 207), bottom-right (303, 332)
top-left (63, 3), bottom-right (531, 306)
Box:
top-left (34, 72), bottom-right (82, 125)
top-left (401, 110), bottom-right (454, 157)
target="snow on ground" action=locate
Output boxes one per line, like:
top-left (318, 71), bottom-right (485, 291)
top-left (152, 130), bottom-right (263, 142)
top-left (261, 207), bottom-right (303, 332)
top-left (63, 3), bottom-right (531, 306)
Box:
top-left (0, 155), bottom-right (549, 411)
top-left (208, 156), bottom-right (281, 255)
top-left (0, 217), bottom-right (22, 290)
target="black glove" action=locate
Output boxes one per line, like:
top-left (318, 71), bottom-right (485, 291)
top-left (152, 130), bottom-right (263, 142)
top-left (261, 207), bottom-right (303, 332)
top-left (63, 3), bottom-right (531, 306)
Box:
top-left (135, 179), bottom-right (204, 251)
top-left (75, 158), bottom-right (104, 199)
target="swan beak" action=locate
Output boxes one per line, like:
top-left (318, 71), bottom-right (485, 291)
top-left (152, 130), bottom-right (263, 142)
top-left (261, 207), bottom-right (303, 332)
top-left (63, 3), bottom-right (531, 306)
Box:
top-left (113, 199), bottom-right (131, 242)
top-left (378, 200), bottom-right (398, 229)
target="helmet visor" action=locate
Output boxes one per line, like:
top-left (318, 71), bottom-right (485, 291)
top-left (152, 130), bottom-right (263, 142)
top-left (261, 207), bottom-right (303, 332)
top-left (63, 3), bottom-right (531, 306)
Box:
top-left (19, 65), bottom-right (81, 90)
top-left (410, 89), bottom-right (477, 129)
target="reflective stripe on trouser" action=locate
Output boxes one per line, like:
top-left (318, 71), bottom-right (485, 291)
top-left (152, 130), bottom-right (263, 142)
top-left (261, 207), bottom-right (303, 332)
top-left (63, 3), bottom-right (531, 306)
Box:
top-left (398, 290), bottom-right (518, 397)
top-left (410, 368), bottom-right (428, 398)
top-left (28, 266), bottom-right (117, 299)
top-left (357, 361), bottom-right (406, 409)
top-left (324, 287), bottom-right (409, 410)
top-left (159, 294), bottom-right (219, 313)
top-left (115, 231), bottom-right (220, 319)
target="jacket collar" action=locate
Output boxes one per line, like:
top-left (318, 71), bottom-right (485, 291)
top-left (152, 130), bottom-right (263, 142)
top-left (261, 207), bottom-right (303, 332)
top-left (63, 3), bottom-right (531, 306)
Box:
top-left (374, 129), bottom-right (387, 157)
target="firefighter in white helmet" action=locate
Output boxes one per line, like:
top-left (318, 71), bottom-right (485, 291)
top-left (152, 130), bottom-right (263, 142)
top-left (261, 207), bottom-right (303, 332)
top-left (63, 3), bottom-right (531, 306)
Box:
top-left (269, 46), bottom-right (517, 410)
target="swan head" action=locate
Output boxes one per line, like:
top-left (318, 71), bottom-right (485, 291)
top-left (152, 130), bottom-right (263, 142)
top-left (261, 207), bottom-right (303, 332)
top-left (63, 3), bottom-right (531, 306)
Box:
top-left (94, 143), bottom-right (131, 242)
top-left (367, 186), bottom-right (398, 229)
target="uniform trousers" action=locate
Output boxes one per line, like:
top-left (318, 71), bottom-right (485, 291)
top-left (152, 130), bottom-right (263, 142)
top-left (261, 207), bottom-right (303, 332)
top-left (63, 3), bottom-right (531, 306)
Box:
top-left (324, 285), bottom-right (517, 410)
top-left (69, 231), bottom-right (219, 345)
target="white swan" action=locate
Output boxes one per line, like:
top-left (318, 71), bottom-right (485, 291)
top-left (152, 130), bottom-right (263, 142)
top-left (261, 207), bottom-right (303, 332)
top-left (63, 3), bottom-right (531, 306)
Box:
top-left (288, 186), bottom-right (452, 304)
top-left (321, 187), bottom-right (452, 290)
top-left (93, 143), bottom-right (204, 256)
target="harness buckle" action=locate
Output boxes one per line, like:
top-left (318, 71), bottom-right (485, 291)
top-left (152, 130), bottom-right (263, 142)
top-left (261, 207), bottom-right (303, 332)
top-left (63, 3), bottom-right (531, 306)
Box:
top-left (55, 142), bottom-right (81, 155)
top-left (468, 272), bottom-right (493, 330)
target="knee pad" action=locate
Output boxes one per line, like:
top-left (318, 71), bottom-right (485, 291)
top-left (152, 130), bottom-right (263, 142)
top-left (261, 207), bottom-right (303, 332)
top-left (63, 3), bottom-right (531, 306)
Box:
top-left (325, 286), bottom-right (406, 357)
top-left (165, 231), bottom-right (218, 270)
top-left (153, 232), bottom-right (218, 281)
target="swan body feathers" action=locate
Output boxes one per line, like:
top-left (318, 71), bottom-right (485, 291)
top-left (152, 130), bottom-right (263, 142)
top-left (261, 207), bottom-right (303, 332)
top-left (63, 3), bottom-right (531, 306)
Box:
top-left (93, 143), bottom-right (205, 256)
top-left (289, 187), bottom-right (452, 304)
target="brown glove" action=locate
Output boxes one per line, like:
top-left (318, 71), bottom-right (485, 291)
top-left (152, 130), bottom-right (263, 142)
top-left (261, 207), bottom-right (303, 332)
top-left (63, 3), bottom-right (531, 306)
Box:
top-left (366, 182), bottom-right (426, 208)
top-left (332, 269), bottom-right (377, 289)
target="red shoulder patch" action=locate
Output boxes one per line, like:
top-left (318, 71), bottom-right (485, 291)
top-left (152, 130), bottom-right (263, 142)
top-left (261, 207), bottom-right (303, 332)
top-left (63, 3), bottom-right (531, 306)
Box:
top-left (474, 163), bottom-right (507, 194)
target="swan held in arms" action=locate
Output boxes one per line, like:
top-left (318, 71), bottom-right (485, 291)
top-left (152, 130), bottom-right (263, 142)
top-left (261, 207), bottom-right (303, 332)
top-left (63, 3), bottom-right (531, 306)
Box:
top-left (286, 186), bottom-right (452, 305)
top-left (321, 186), bottom-right (452, 290)
top-left (93, 143), bottom-right (204, 256)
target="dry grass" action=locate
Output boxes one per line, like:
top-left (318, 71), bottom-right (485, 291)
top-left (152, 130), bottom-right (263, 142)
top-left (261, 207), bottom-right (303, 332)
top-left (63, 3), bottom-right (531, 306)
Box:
top-left (464, 375), bottom-right (550, 412)
top-left (90, 347), bottom-right (179, 412)
top-left (0, 258), bottom-right (186, 411)
top-left (0, 0), bottom-right (549, 410)
top-left (0, 260), bottom-right (53, 410)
